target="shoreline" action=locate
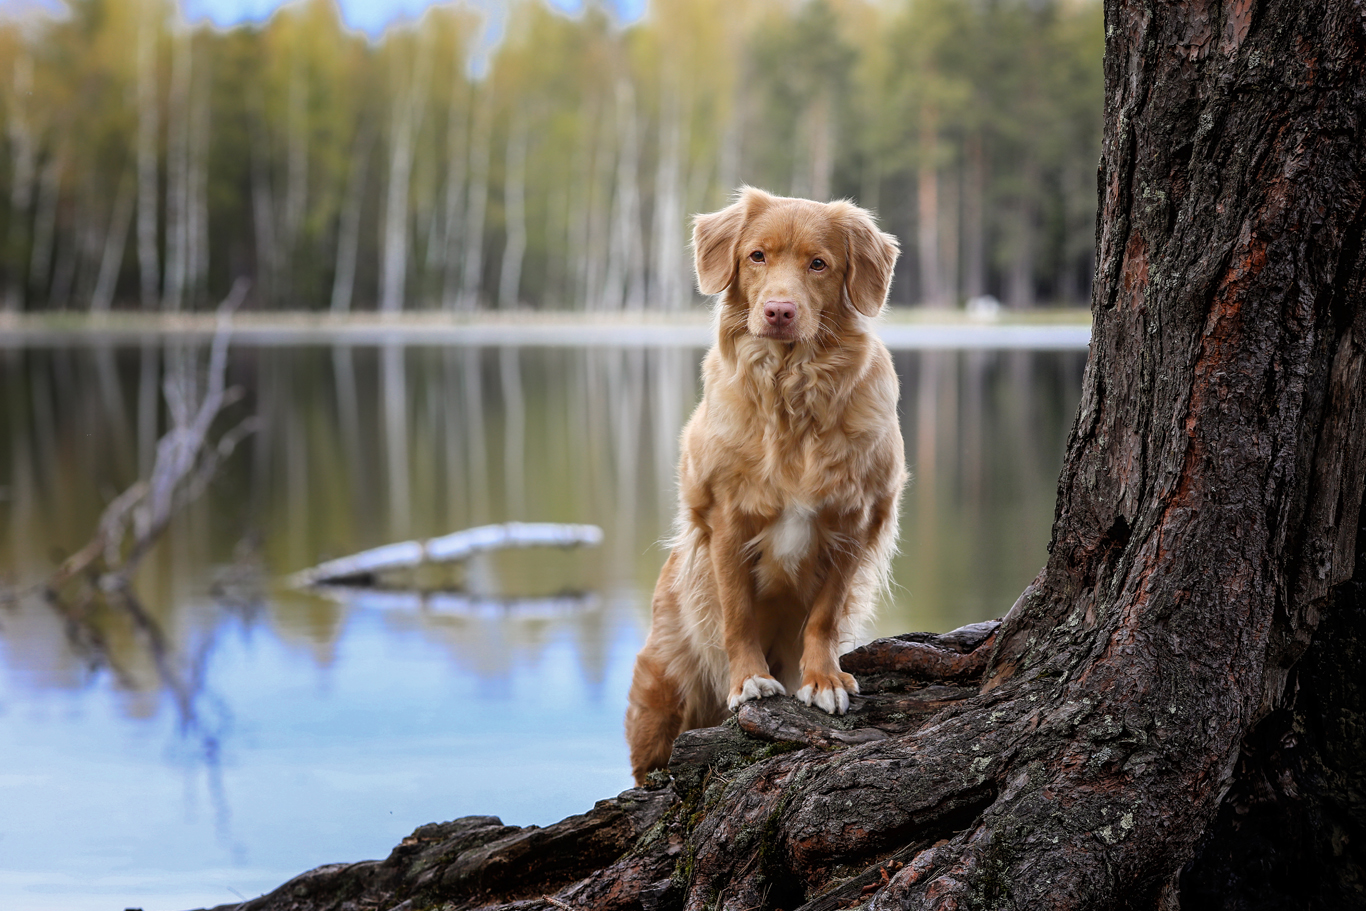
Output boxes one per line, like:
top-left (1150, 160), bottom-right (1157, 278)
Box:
top-left (0, 307), bottom-right (1092, 350)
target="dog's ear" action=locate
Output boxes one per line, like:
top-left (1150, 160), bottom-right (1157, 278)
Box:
top-left (693, 187), bottom-right (774, 295)
top-left (839, 207), bottom-right (900, 317)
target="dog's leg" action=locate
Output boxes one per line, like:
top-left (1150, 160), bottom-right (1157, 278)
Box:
top-left (796, 543), bottom-right (863, 715)
top-left (714, 518), bottom-right (787, 710)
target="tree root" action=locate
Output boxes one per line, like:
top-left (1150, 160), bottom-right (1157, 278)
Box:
top-left (197, 621), bottom-right (1011, 911)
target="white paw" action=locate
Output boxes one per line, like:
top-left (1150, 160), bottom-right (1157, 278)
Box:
top-left (727, 675), bottom-right (787, 711)
top-left (796, 678), bottom-right (857, 715)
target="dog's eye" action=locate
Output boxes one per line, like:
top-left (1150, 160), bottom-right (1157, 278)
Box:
top-left (749, 251), bottom-right (765, 263)
top-left (810, 258), bottom-right (827, 272)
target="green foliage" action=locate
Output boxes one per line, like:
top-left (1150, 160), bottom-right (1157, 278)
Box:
top-left (0, 0), bottom-right (1101, 312)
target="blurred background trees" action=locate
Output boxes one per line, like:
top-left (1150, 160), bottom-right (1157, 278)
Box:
top-left (0, 0), bottom-right (1102, 313)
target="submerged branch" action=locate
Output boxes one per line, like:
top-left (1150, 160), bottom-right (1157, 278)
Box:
top-left (15, 281), bottom-right (256, 738)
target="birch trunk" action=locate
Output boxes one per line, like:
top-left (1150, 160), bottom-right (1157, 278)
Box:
top-left (379, 45), bottom-right (431, 314)
top-left (586, 103), bottom-right (617, 311)
top-left (48, 187), bottom-right (82, 310)
top-left (438, 81), bottom-right (469, 311)
top-left (5, 51), bottom-right (36, 312)
top-left (330, 125), bottom-right (373, 314)
top-left (497, 115), bottom-right (529, 310)
top-left (651, 86), bottom-right (687, 311)
top-left (249, 94), bottom-right (279, 308)
top-left (282, 54), bottom-right (309, 307)
top-left (569, 99), bottom-right (604, 310)
top-left (602, 78), bottom-right (644, 312)
top-left (162, 24), bottom-right (191, 312)
top-left (188, 57), bottom-right (210, 308)
top-left (136, 11), bottom-right (161, 311)
top-left (27, 154), bottom-right (61, 303)
top-left (458, 89), bottom-right (493, 312)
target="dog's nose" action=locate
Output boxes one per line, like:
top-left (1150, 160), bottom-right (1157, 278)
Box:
top-left (764, 301), bottom-right (796, 328)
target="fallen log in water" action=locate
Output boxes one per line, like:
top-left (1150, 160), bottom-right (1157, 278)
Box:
top-left (288, 522), bottom-right (604, 588)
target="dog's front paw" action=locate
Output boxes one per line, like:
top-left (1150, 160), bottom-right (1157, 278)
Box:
top-left (727, 674), bottom-right (787, 711)
top-left (796, 671), bottom-right (860, 715)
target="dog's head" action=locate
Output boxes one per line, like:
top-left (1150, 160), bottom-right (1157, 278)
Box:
top-left (693, 187), bottom-right (899, 344)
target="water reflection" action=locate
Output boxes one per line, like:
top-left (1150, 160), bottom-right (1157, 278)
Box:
top-left (0, 340), bottom-right (1082, 910)
top-left (1, 339), bottom-right (1084, 701)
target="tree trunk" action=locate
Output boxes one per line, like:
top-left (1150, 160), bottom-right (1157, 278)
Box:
top-left (916, 105), bottom-right (946, 308)
top-left (136, 11), bottom-right (161, 311)
top-left (283, 53), bottom-right (309, 307)
top-left (651, 85), bottom-right (687, 312)
top-left (91, 165), bottom-right (136, 312)
top-left (1003, 154), bottom-right (1037, 310)
top-left (249, 92), bottom-right (280, 309)
top-left (962, 130), bottom-right (987, 303)
top-left (163, 23), bottom-right (192, 312)
top-left (602, 77), bottom-right (645, 312)
top-left (497, 114), bottom-right (529, 311)
top-left (330, 124), bottom-right (373, 314)
top-left (27, 153), bottom-right (62, 303)
top-left (439, 76), bottom-right (470, 311)
top-left (188, 57), bottom-right (211, 309)
top-left (380, 43), bottom-right (432, 314)
top-left (4, 50), bottom-right (37, 313)
top-left (459, 89), bottom-right (493, 312)
top-left (205, 1), bottom-right (1366, 909)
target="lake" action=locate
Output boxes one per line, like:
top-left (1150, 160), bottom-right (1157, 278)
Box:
top-left (0, 330), bottom-right (1085, 910)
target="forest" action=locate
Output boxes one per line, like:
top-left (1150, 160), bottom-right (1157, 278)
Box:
top-left (0, 0), bottom-right (1102, 314)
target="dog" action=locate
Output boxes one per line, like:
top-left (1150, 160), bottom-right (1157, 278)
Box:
top-left (625, 187), bottom-right (906, 784)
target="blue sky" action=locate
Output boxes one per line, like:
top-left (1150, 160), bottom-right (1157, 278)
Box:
top-left (182, 0), bottom-right (647, 37)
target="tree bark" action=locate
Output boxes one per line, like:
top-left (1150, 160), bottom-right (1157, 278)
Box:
top-left (200, 1), bottom-right (1366, 908)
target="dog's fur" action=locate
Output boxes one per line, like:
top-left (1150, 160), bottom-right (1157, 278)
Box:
top-left (625, 187), bottom-right (906, 784)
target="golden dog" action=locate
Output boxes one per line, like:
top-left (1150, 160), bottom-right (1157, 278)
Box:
top-left (625, 187), bottom-right (906, 784)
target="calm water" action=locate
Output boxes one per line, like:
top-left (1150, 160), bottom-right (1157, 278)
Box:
top-left (0, 339), bottom-right (1084, 911)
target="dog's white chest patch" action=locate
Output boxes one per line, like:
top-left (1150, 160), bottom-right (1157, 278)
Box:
top-left (768, 501), bottom-right (817, 569)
